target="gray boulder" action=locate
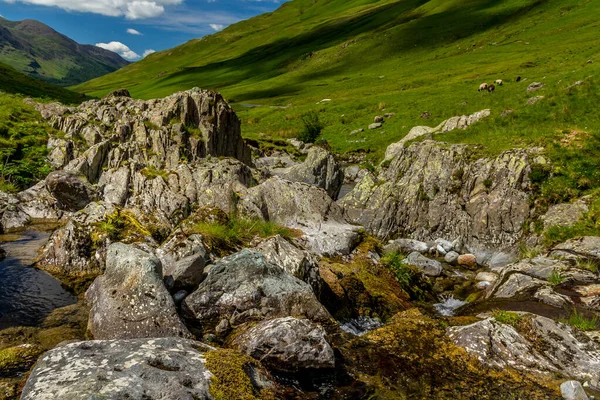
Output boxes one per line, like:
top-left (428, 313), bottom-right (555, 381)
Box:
top-left (527, 82), bottom-right (545, 93)
top-left (234, 317), bottom-right (335, 373)
top-left (271, 147), bottom-right (344, 199)
top-left (561, 381), bottom-right (589, 400)
top-left (542, 198), bottom-right (589, 229)
top-left (46, 170), bottom-right (97, 211)
top-left (182, 249), bottom-right (331, 332)
top-left (239, 176), bottom-right (361, 256)
top-left (552, 236), bottom-right (600, 260)
top-left (444, 251), bottom-right (460, 264)
top-left (342, 140), bottom-right (539, 261)
top-left (448, 314), bottom-right (600, 383)
top-left (403, 252), bottom-right (443, 277)
top-left (383, 238), bottom-right (429, 254)
top-left (164, 253), bottom-right (207, 292)
top-left (21, 338), bottom-right (214, 400)
top-left (256, 235), bottom-right (322, 294)
top-left (85, 243), bottom-right (191, 339)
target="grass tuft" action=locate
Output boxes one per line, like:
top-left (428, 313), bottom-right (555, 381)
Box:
top-left (560, 309), bottom-right (599, 331)
top-left (492, 310), bottom-right (523, 327)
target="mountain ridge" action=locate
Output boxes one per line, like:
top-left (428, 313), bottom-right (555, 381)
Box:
top-left (0, 16), bottom-right (129, 86)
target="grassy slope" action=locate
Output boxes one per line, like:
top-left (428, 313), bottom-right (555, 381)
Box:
top-left (74, 0), bottom-right (600, 166)
top-left (0, 61), bottom-right (88, 104)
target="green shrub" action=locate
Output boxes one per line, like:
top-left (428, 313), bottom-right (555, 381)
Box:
top-left (297, 111), bottom-right (323, 143)
top-left (560, 309), bottom-right (599, 331)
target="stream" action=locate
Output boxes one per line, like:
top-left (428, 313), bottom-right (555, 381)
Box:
top-left (0, 229), bottom-right (77, 329)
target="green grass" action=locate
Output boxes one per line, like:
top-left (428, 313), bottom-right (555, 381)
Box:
top-left (192, 215), bottom-right (301, 252)
top-left (560, 309), bottom-right (599, 331)
top-left (0, 92), bottom-right (61, 192)
top-left (548, 269), bottom-right (564, 285)
top-left (0, 61), bottom-right (88, 104)
top-left (492, 310), bottom-right (523, 326)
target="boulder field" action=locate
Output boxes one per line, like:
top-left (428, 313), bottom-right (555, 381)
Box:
top-left (1, 89), bottom-right (599, 399)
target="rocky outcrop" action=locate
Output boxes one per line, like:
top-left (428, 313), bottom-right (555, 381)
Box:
top-left (270, 147), bottom-right (344, 199)
top-left (256, 235), bottom-right (322, 295)
top-left (342, 140), bottom-right (542, 264)
top-left (45, 170), bottom-right (97, 212)
top-left (233, 317), bottom-right (335, 373)
top-left (0, 183), bottom-right (65, 233)
top-left (182, 249), bottom-right (331, 333)
top-left (384, 110), bottom-right (490, 160)
top-left (239, 176), bottom-right (361, 256)
top-left (85, 243), bottom-right (190, 339)
top-left (448, 314), bottom-right (600, 386)
top-left (21, 338), bottom-right (215, 400)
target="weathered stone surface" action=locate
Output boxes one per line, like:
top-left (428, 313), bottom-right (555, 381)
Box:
top-left (234, 317), bottom-right (335, 373)
top-left (542, 199), bottom-right (589, 229)
top-left (552, 236), bottom-right (600, 260)
top-left (403, 252), bottom-right (443, 277)
top-left (493, 273), bottom-right (546, 298)
top-left (239, 177), bottom-right (361, 256)
top-left (182, 249), bottom-right (331, 332)
top-left (534, 286), bottom-right (573, 308)
top-left (527, 82), bottom-right (545, 93)
top-left (457, 254), bottom-right (477, 269)
top-left (342, 140), bottom-right (538, 262)
top-left (21, 338), bottom-right (214, 400)
top-left (271, 147), bottom-right (344, 199)
top-left (444, 251), bottom-right (460, 264)
top-left (164, 253), bottom-right (207, 292)
top-left (46, 170), bottom-right (97, 212)
top-left (256, 235), bottom-right (322, 294)
top-left (85, 243), bottom-right (191, 339)
top-left (383, 238), bottom-right (429, 254)
top-left (448, 314), bottom-right (600, 383)
top-left (561, 381), bottom-right (589, 400)
top-left (0, 183), bottom-right (65, 233)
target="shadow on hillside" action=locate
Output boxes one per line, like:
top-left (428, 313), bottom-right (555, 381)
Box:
top-left (161, 0), bottom-right (549, 99)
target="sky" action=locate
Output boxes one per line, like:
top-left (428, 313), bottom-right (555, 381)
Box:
top-left (0, 0), bottom-right (286, 61)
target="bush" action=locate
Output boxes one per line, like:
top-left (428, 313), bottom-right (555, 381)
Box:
top-left (297, 111), bottom-right (323, 143)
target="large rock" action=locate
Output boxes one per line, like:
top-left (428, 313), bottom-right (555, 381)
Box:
top-left (551, 236), bottom-right (600, 260)
top-left (271, 147), bottom-right (344, 199)
top-left (403, 252), bottom-right (443, 277)
top-left (448, 314), bottom-right (600, 384)
top-left (0, 183), bottom-right (65, 233)
top-left (239, 176), bottom-right (361, 256)
top-left (21, 338), bottom-right (214, 400)
top-left (542, 198), bottom-right (589, 229)
top-left (342, 140), bottom-right (539, 263)
top-left (182, 249), bottom-right (331, 332)
top-left (256, 235), bottom-right (322, 294)
top-left (233, 317), bottom-right (335, 373)
top-left (85, 243), bottom-right (191, 339)
top-left (46, 170), bottom-right (97, 211)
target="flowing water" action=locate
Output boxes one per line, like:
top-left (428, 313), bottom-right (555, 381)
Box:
top-left (0, 229), bottom-right (77, 329)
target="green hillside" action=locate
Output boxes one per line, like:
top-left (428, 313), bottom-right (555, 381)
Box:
top-left (0, 17), bottom-right (129, 86)
top-left (75, 0), bottom-right (599, 174)
top-left (0, 61), bottom-right (88, 104)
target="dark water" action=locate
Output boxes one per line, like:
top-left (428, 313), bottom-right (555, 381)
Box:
top-left (0, 230), bottom-right (77, 329)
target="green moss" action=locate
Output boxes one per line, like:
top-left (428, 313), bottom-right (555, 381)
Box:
top-left (144, 120), bottom-right (162, 131)
top-left (492, 310), bottom-right (523, 327)
top-left (91, 208), bottom-right (151, 247)
top-left (140, 166), bottom-right (170, 180)
top-left (0, 345), bottom-right (41, 374)
top-left (204, 349), bottom-right (274, 400)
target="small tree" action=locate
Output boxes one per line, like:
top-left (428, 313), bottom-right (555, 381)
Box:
top-left (297, 111), bottom-right (323, 143)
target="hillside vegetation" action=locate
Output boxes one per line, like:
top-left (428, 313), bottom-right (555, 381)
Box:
top-left (74, 0), bottom-right (600, 204)
top-left (0, 17), bottom-right (129, 86)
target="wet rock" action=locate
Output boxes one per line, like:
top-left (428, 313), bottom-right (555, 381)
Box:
top-left (457, 254), bottom-right (477, 269)
top-left (233, 317), bottom-right (335, 373)
top-left (444, 251), bottom-right (460, 264)
top-left (383, 238), bottom-right (429, 254)
top-left (0, 184), bottom-right (65, 233)
top-left (182, 249), bottom-right (331, 332)
top-left (239, 177), bottom-right (361, 256)
top-left (21, 338), bottom-right (214, 400)
top-left (343, 140), bottom-right (537, 260)
top-left (493, 273), bottom-right (546, 298)
top-left (85, 243), bottom-right (191, 339)
top-left (449, 314), bottom-right (600, 383)
top-left (256, 235), bottom-right (322, 295)
top-left (561, 381), bottom-right (589, 400)
top-left (534, 286), bottom-right (573, 308)
top-left (0, 247), bottom-right (5, 261)
top-left (46, 170), bottom-right (97, 212)
top-left (403, 252), bottom-right (443, 277)
top-left (270, 147), bottom-right (344, 199)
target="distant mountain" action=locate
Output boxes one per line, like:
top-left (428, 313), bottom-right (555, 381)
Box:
top-left (0, 61), bottom-right (88, 103)
top-left (0, 17), bottom-right (129, 86)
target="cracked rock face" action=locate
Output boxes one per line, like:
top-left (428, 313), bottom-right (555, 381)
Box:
top-left (85, 242), bottom-right (191, 340)
top-left (341, 140), bottom-right (540, 263)
top-left (20, 338), bottom-right (214, 400)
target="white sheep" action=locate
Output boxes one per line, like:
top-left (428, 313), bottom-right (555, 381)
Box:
top-left (478, 83), bottom-right (488, 92)
top-left (495, 79), bottom-right (503, 86)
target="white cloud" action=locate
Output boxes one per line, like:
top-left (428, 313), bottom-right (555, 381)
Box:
top-left (142, 49), bottom-right (155, 58)
top-left (2, 0), bottom-right (183, 19)
top-left (209, 24), bottom-right (223, 31)
top-left (127, 28), bottom-right (142, 35)
top-left (96, 41), bottom-right (140, 60)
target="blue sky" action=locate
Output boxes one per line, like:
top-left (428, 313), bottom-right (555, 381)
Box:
top-left (0, 0), bottom-right (285, 60)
